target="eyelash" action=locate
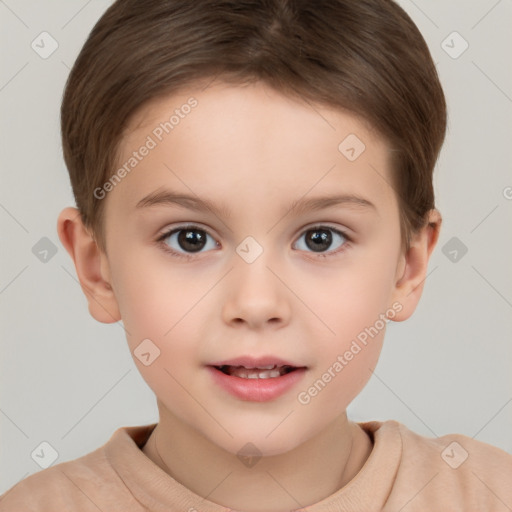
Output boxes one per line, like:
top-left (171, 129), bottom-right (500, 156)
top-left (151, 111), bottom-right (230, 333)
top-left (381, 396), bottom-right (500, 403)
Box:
top-left (156, 224), bottom-right (352, 261)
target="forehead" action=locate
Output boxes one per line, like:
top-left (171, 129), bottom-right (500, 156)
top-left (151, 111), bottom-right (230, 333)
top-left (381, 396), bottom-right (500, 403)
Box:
top-left (123, 80), bottom-right (381, 148)
top-left (111, 81), bottom-right (396, 217)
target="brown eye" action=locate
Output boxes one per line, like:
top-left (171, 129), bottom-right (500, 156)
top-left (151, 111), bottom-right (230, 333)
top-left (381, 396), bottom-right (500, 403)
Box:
top-left (159, 225), bottom-right (218, 256)
top-left (294, 226), bottom-right (348, 255)
top-left (304, 229), bottom-right (332, 252)
top-left (176, 229), bottom-right (208, 252)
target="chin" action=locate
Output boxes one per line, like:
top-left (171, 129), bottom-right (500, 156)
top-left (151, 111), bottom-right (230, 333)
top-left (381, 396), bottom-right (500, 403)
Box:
top-left (209, 423), bottom-right (314, 459)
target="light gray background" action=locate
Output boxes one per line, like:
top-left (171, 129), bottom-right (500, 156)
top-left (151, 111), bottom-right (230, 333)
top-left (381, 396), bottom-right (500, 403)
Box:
top-left (1, 0), bottom-right (511, 495)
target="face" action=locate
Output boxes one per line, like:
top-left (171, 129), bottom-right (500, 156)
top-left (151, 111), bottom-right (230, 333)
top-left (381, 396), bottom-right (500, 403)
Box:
top-left (100, 81), bottom-right (406, 456)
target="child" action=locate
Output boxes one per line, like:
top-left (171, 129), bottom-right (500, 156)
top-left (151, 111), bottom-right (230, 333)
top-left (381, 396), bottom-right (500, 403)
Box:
top-left (1, 0), bottom-right (511, 510)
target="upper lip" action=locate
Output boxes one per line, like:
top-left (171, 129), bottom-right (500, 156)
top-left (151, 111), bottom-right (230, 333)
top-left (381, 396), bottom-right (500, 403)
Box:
top-left (208, 356), bottom-right (305, 369)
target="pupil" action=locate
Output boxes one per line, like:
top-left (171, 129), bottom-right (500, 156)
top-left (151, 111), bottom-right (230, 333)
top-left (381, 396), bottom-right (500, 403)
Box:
top-left (306, 229), bottom-right (331, 252)
top-left (178, 229), bottom-right (206, 252)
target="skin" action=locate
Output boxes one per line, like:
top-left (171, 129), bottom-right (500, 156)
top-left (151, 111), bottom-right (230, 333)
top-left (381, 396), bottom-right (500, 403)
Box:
top-left (57, 81), bottom-right (441, 512)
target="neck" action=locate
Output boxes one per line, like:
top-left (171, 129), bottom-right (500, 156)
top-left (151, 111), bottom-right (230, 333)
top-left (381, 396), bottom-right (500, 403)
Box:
top-left (142, 409), bottom-right (373, 512)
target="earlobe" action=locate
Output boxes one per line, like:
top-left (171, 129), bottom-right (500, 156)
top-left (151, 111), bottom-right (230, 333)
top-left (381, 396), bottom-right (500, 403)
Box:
top-left (57, 207), bottom-right (121, 324)
top-left (390, 209), bottom-right (442, 322)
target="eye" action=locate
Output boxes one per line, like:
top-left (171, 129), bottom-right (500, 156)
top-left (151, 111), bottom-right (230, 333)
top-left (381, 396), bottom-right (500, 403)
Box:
top-left (157, 225), bottom-right (219, 259)
top-left (294, 225), bottom-right (349, 257)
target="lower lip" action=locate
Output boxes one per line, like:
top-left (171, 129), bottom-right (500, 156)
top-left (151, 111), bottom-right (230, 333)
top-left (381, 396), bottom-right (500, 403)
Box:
top-left (206, 366), bottom-right (307, 402)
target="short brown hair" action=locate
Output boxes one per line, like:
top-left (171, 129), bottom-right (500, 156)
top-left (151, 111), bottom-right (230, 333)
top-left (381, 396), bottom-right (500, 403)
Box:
top-left (61, 0), bottom-right (446, 253)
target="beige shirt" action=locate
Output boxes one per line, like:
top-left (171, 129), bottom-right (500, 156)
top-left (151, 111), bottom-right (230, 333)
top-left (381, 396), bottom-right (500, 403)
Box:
top-left (1, 420), bottom-right (511, 511)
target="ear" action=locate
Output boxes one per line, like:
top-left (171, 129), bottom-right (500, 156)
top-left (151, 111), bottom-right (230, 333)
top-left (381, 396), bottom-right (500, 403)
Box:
top-left (57, 207), bottom-right (121, 324)
top-left (390, 209), bottom-right (442, 321)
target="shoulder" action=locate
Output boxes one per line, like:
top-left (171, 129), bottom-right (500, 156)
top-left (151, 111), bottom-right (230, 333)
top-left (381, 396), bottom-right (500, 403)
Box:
top-left (371, 420), bottom-right (512, 511)
top-left (0, 436), bottom-right (140, 511)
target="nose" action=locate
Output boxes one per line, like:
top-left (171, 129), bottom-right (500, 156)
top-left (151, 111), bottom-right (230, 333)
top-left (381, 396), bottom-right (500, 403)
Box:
top-left (221, 255), bottom-right (291, 330)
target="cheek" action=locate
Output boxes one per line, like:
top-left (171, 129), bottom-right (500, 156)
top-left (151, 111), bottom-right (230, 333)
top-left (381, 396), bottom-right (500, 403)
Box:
top-left (296, 249), bottom-right (397, 406)
top-left (109, 254), bottom-right (204, 407)
top-left (297, 333), bottom-right (384, 415)
top-left (111, 249), bottom-right (206, 339)
top-left (304, 256), bottom-right (397, 345)
top-left (109, 251), bottom-right (217, 385)
top-left (298, 279), bottom-right (389, 412)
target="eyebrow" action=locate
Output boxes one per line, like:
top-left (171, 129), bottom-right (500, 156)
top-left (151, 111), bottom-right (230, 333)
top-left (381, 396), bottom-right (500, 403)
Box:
top-left (135, 188), bottom-right (376, 218)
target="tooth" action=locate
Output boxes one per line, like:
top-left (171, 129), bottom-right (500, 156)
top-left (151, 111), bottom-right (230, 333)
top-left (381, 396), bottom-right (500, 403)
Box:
top-left (227, 366), bottom-right (286, 379)
top-left (240, 364), bottom-right (277, 370)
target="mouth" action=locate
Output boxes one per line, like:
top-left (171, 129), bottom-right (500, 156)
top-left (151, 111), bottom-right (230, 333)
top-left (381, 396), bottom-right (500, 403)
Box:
top-left (206, 357), bottom-right (307, 402)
